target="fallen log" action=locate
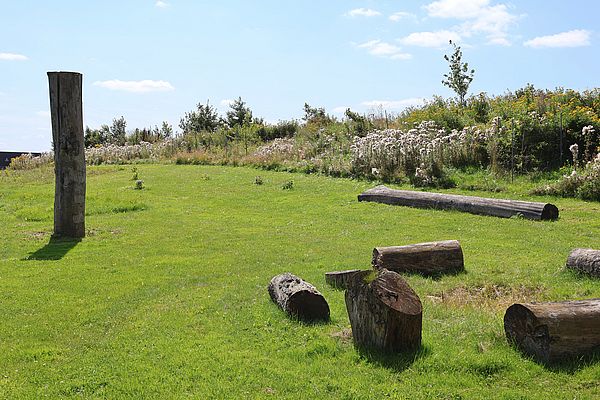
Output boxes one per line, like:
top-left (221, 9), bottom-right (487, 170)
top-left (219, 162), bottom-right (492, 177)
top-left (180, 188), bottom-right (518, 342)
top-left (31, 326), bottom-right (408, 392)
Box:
top-left (566, 248), bottom-right (600, 277)
top-left (373, 240), bottom-right (464, 276)
top-left (268, 273), bottom-right (330, 322)
top-left (345, 269), bottom-right (422, 352)
top-left (325, 269), bottom-right (363, 289)
top-left (504, 299), bottom-right (600, 363)
top-left (358, 185), bottom-right (559, 221)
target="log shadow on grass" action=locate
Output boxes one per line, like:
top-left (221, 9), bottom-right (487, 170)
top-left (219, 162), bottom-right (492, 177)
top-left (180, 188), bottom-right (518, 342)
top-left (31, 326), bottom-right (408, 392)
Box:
top-left (356, 344), bottom-right (430, 373)
top-left (515, 348), bottom-right (600, 375)
top-left (24, 236), bottom-right (81, 261)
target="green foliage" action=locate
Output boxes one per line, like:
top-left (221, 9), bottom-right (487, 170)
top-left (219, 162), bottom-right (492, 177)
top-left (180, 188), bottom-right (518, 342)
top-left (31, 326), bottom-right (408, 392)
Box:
top-left (281, 180), bottom-right (294, 190)
top-left (303, 103), bottom-right (334, 126)
top-left (344, 108), bottom-right (372, 136)
top-left (179, 100), bottom-right (221, 134)
top-left (226, 97), bottom-right (253, 128)
top-left (442, 40), bottom-right (475, 107)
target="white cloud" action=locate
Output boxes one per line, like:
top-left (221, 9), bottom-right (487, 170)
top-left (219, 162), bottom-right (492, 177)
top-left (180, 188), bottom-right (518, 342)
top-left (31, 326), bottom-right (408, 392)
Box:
top-left (155, 1), bottom-right (169, 8)
top-left (399, 30), bottom-right (461, 47)
top-left (220, 99), bottom-right (235, 107)
top-left (36, 111), bottom-right (51, 118)
top-left (0, 52), bottom-right (28, 61)
top-left (357, 40), bottom-right (412, 60)
top-left (346, 8), bottom-right (382, 18)
top-left (524, 30), bottom-right (591, 48)
top-left (425, 0), bottom-right (489, 19)
top-left (389, 12), bottom-right (415, 22)
top-left (93, 79), bottom-right (175, 93)
top-left (424, 0), bottom-right (518, 46)
top-left (362, 98), bottom-right (426, 110)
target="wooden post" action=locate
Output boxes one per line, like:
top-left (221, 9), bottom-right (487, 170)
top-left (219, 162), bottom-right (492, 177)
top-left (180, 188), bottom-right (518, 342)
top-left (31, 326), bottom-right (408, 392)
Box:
top-left (48, 72), bottom-right (86, 238)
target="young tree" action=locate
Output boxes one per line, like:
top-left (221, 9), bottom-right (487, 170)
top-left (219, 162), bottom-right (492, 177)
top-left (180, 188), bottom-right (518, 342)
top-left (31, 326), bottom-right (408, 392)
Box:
top-left (179, 101), bottom-right (221, 133)
top-left (226, 97), bottom-right (253, 128)
top-left (442, 40), bottom-right (475, 107)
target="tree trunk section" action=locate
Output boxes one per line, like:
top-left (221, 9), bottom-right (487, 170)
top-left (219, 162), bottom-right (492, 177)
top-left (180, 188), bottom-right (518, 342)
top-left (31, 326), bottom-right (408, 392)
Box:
top-left (566, 248), bottom-right (600, 277)
top-left (504, 299), bottom-right (600, 363)
top-left (48, 72), bottom-right (86, 238)
top-left (325, 269), bottom-right (363, 289)
top-left (373, 240), bottom-right (464, 276)
top-left (358, 185), bottom-right (558, 221)
top-left (268, 273), bottom-right (329, 322)
top-left (345, 269), bottom-right (422, 352)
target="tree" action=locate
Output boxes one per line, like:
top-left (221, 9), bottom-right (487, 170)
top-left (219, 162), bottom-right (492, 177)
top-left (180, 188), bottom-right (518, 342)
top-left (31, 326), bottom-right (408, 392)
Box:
top-left (226, 97), bottom-right (253, 128)
top-left (303, 103), bottom-right (333, 126)
top-left (442, 40), bottom-right (475, 107)
top-left (109, 116), bottom-right (127, 145)
top-left (179, 101), bottom-right (221, 133)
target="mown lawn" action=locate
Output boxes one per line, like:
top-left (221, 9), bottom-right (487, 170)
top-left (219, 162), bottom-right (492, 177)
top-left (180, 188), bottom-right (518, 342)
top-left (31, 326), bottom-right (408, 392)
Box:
top-left (1, 164), bottom-right (599, 399)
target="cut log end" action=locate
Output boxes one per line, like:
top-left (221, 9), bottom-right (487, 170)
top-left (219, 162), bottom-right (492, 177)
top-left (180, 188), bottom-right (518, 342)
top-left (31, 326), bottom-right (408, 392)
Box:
top-left (504, 304), bottom-right (550, 362)
top-left (541, 204), bottom-right (559, 221)
top-left (268, 273), bottom-right (330, 322)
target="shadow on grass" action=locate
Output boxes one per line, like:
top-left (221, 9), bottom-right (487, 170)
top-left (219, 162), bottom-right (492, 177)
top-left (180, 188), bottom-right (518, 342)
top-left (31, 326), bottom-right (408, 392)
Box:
top-left (357, 344), bottom-right (430, 373)
top-left (403, 267), bottom-right (467, 281)
top-left (25, 236), bottom-right (81, 261)
top-left (539, 351), bottom-right (600, 374)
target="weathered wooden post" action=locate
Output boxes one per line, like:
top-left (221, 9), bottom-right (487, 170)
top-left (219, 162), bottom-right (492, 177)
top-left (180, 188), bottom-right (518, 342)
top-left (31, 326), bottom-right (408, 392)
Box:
top-left (48, 72), bottom-right (86, 238)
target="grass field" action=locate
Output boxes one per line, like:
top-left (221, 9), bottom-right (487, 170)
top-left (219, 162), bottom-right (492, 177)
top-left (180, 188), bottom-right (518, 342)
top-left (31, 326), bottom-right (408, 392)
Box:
top-left (1, 164), bottom-right (599, 399)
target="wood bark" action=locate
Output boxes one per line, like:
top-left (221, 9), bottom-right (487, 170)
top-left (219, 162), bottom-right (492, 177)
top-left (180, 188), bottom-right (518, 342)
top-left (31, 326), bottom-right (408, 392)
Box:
top-left (48, 72), bottom-right (86, 238)
top-left (268, 273), bottom-right (329, 322)
top-left (345, 269), bottom-right (422, 352)
top-left (373, 240), bottom-right (464, 276)
top-left (504, 299), bottom-right (600, 363)
top-left (566, 248), bottom-right (600, 277)
top-left (358, 185), bottom-right (559, 221)
top-left (325, 269), bottom-right (363, 289)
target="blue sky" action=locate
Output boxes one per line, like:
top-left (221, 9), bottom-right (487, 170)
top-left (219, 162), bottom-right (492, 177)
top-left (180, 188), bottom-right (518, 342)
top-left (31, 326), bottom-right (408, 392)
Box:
top-left (1, 0), bottom-right (598, 151)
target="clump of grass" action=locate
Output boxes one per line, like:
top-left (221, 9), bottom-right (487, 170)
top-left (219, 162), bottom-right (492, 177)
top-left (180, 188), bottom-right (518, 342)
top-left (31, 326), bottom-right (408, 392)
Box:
top-left (281, 180), bottom-right (294, 190)
top-left (254, 176), bottom-right (264, 185)
top-left (134, 180), bottom-right (144, 190)
top-left (131, 167), bottom-right (139, 181)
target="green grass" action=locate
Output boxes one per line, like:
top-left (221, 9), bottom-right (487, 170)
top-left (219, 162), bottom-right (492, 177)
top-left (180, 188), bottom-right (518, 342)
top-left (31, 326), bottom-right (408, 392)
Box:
top-left (1, 164), bottom-right (599, 399)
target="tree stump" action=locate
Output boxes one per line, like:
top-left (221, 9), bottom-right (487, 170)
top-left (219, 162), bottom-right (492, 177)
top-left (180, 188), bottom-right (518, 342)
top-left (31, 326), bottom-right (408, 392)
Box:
top-left (373, 240), bottom-right (464, 276)
top-left (345, 269), bottom-right (422, 352)
top-left (48, 72), bottom-right (86, 238)
top-left (268, 273), bottom-right (330, 322)
top-left (358, 185), bottom-right (559, 221)
top-left (325, 269), bottom-right (363, 289)
top-left (566, 248), bottom-right (600, 277)
top-left (504, 299), bottom-right (600, 363)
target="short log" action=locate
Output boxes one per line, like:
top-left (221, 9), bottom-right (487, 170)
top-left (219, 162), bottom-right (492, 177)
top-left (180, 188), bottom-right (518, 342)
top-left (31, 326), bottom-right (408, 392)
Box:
top-left (268, 273), bottom-right (330, 322)
top-left (566, 248), bottom-right (600, 277)
top-left (504, 299), bottom-right (600, 363)
top-left (325, 269), bottom-right (363, 289)
top-left (358, 185), bottom-right (559, 221)
top-left (373, 240), bottom-right (464, 276)
top-left (345, 269), bottom-right (422, 352)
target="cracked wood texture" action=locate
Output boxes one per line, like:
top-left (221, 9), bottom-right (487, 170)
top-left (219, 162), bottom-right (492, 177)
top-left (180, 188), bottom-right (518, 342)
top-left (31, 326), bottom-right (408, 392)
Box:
top-left (504, 299), bottom-right (600, 363)
top-left (373, 240), bottom-right (464, 276)
top-left (48, 72), bottom-right (86, 238)
top-left (566, 248), bottom-right (600, 277)
top-left (268, 273), bottom-right (330, 322)
top-left (345, 269), bottom-right (422, 352)
top-left (358, 185), bottom-right (559, 221)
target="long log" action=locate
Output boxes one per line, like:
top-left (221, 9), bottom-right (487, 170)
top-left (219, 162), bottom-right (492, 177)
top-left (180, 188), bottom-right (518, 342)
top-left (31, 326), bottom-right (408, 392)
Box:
top-left (504, 299), bottom-right (600, 363)
top-left (268, 273), bottom-right (330, 322)
top-left (345, 269), bottom-right (422, 352)
top-left (373, 240), bottom-right (464, 276)
top-left (48, 72), bottom-right (86, 238)
top-left (325, 269), bottom-right (363, 289)
top-left (566, 248), bottom-right (600, 277)
top-left (358, 185), bottom-right (559, 221)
